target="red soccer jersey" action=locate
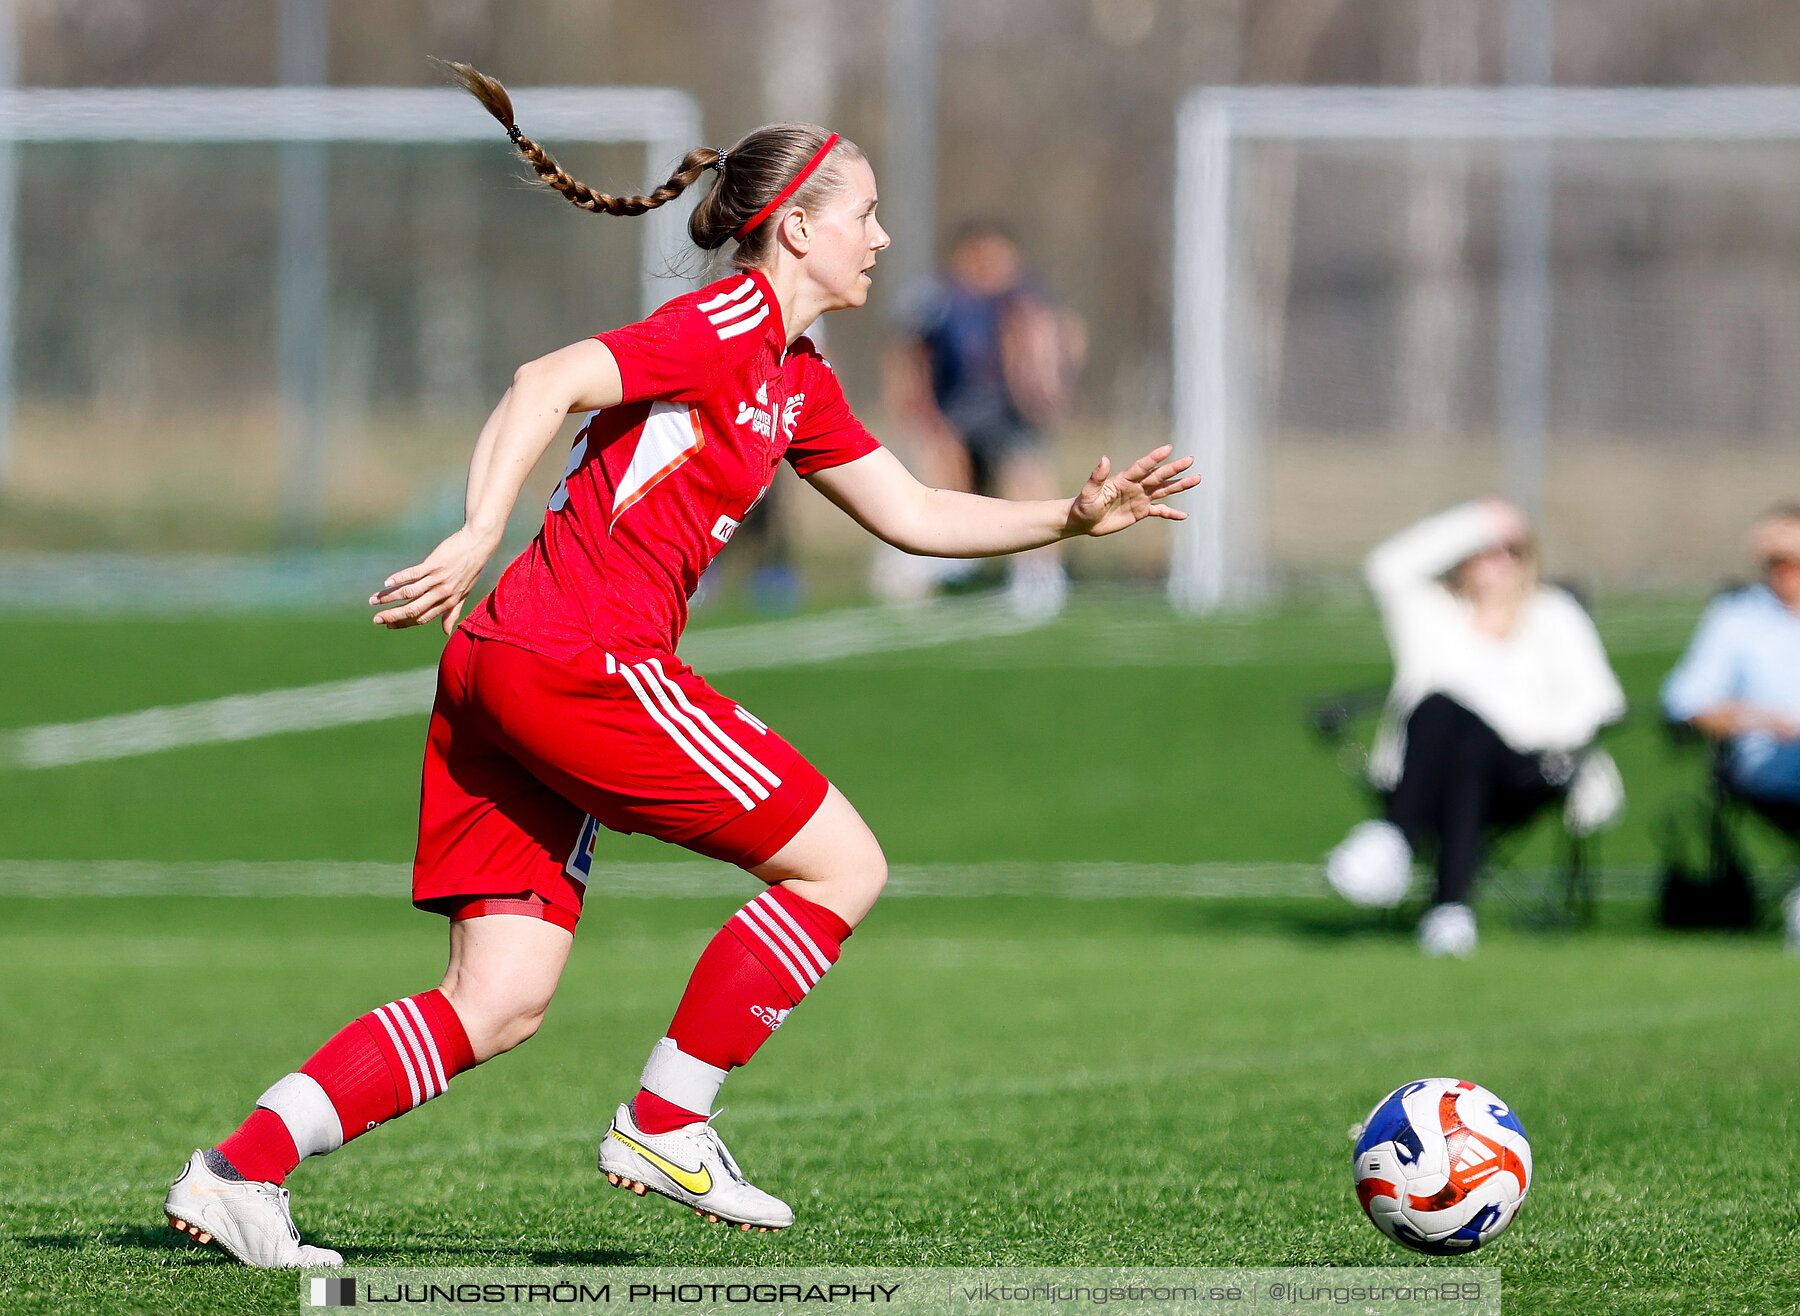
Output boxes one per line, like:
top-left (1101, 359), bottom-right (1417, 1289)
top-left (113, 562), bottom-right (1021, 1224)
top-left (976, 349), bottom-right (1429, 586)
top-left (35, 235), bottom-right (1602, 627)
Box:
top-left (462, 269), bottom-right (880, 660)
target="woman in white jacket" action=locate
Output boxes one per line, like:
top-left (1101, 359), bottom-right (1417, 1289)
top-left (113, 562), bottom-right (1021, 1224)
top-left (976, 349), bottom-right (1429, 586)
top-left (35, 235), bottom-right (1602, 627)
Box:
top-left (1325, 499), bottom-right (1627, 956)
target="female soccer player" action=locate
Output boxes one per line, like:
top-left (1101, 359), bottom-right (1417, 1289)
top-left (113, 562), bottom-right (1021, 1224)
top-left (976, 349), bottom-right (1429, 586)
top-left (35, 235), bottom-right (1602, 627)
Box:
top-left (163, 65), bottom-right (1197, 1267)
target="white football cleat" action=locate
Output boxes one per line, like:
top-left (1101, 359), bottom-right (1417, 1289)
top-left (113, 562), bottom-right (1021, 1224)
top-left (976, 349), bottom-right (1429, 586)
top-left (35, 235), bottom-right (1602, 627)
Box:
top-left (598, 1102), bottom-right (793, 1232)
top-left (1418, 902), bottom-right (1479, 959)
top-left (164, 1149), bottom-right (344, 1269)
top-left (1326, 819), bottom-right (1413, 908)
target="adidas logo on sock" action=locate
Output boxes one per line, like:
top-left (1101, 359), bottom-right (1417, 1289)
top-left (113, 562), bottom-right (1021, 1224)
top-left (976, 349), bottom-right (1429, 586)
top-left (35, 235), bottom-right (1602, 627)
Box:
top-left (750, 1004), bottom-right (791, 1032)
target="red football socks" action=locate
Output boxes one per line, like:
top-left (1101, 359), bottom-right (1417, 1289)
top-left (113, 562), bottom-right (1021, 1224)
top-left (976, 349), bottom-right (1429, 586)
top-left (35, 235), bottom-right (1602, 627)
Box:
top-left (216, 1109), bottom-right (297, 1185)
top-left (634, 886), bottom-right (850, 1134)
top-left (217, 989), bottom-right (474, 1185)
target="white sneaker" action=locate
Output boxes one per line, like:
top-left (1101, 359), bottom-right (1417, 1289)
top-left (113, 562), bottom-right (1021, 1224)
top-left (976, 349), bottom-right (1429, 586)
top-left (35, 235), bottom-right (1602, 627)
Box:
top-left (598, 1102), bottom-right (793, 1231)
top-left (1418, 902), bottom-right (1479, 958)
top-left (1326, 820), bottom-right (1413, 908)
top-left (164, 1149), bottom-right (343, 1269)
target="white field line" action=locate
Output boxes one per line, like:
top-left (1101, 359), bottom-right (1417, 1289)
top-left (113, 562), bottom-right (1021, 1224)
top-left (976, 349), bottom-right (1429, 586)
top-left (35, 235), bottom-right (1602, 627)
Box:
top-left (0, 858), bottom-right (1661, 900)
top-left (3, 670), bottom-right (438, 769)
top-left (0, 597), bottom-right (1036, 770)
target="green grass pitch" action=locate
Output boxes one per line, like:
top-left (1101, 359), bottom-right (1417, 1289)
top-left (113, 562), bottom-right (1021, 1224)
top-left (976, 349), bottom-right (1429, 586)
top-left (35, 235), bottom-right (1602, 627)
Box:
top-left (2, 596), bottom-right (1797, 1315)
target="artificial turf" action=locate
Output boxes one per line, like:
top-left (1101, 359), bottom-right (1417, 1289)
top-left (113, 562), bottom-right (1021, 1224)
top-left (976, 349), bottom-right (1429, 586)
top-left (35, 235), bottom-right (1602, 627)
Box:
top-left (0, 593), bottom-right (1776, 870)
top-left (3, 895), bottom-right (1796, 1315)
top-left (1, 596), bottom-right (1797, 1315)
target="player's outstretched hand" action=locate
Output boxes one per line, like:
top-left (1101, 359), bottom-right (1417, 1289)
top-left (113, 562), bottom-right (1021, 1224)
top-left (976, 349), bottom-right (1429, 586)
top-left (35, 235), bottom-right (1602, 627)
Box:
top-left (370, 526), bottom-right (496, 634)
top-left (1065, 445), bottom-right (1200, 538)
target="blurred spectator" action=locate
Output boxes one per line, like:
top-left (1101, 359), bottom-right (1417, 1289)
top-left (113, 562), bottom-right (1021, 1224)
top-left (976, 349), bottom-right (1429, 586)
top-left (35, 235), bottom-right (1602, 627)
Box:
top-left (877, 222), bottom-right (1087, 617)
top-left (1661, 504), bottom-right (1800, 818)
top-left (1326, 499), bottom-right (1627, 957)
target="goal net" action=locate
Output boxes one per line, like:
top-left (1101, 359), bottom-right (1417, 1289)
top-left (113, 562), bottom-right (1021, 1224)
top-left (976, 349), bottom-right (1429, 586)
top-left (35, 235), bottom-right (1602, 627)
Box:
top-left (0, 85), bottom-right (700, 563)
top-left (1170, 86), bottom-right (1800, 611)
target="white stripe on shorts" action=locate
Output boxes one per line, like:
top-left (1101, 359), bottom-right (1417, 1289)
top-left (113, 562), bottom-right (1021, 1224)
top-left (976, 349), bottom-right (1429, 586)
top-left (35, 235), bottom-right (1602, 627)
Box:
top-left (644, 659), bottom-right (781, 789)
top-left (617, 663), bottom-right (756, 811)
top-left (630, 662), bottom-right (771, 802)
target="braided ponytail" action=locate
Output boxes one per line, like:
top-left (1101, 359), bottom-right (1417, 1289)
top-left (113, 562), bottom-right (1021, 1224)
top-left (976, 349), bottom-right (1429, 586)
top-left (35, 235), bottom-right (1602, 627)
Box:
top-left (434, 59), bottom-right (716, 217)
top-left (435, 59), bottom-right (866, 270)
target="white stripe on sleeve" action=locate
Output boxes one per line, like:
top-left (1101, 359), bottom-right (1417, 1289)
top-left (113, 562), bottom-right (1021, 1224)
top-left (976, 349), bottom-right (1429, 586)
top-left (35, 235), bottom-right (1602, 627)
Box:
top-left (697, 278), bottom-right (754, 313)
top-left (706, 291), bottom-right (765, 326)
top-left (716, 305), bottom-right (771, 340)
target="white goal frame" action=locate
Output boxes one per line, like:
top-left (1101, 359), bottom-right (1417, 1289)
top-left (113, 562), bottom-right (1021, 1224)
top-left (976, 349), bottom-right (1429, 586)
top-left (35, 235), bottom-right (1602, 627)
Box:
top-left (1170, 85), bottom-right (1800, 613)
top-left (0, 85), bottom-right (703, 524)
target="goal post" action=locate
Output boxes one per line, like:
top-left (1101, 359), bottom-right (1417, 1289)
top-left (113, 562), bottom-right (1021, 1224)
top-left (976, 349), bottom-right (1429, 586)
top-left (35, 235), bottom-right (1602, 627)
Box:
top-left (1170, 85), bottom-right (1800, 612)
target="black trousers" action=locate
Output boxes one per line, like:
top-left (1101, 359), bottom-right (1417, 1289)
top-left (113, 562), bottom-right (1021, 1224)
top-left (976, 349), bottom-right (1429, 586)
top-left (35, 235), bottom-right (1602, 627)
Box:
top-left (1385, 693), bottom-right (1566, 906)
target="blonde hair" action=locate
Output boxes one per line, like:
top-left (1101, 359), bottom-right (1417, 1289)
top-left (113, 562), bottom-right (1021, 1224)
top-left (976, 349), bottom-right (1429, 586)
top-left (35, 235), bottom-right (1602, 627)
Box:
top-left (1447, 535), bottom-right (1539, 609)
top-left (1751, 502), bottom-right (1800, 567)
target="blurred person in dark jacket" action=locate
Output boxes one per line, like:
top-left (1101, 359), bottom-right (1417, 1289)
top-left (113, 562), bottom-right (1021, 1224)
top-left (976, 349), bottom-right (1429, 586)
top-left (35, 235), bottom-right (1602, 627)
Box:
top-left (878, 223), bottom-right (1086, 617)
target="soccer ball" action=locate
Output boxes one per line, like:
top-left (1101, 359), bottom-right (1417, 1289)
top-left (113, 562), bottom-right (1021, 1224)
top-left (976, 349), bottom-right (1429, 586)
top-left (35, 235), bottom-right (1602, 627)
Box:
top-left (1352, 1077), bottom-right (1533, 1254)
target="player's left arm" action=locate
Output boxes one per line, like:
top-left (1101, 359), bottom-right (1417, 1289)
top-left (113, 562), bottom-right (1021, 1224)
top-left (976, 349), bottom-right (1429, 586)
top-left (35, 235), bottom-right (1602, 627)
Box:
top-left (804, 444), bottom-right (1199, 558)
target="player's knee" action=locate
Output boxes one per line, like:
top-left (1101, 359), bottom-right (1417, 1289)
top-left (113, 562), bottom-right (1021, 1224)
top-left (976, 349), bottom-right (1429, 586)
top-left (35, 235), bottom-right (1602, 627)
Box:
top-left (441, 980), bottom-right (554, 1061)
top-left (831, 833), bottom-right (887, 923)
top-left (855, 842), bottom-right (888, 903)
top-left (488, 999), bottom-right (550, 1055)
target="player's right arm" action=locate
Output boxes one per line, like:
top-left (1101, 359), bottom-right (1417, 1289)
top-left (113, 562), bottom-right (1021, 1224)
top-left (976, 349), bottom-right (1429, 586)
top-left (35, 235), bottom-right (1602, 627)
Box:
top-left (371, 337), bottom-right (624, 633)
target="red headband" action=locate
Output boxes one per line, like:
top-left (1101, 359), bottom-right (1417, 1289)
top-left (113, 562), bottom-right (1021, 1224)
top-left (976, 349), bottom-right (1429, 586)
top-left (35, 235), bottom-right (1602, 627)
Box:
top-left (734, 132), bottom-right (841, 241)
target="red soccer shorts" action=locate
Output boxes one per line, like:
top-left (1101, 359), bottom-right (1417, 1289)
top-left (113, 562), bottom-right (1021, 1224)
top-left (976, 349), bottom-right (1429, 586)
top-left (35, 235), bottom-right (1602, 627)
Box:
top-left (412, 628), bottom-right (830, 929)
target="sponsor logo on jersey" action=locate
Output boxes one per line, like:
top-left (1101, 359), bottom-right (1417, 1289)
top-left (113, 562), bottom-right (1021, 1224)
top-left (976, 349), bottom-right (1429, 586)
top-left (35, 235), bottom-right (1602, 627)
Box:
top-left (750, 1004), bottom-right (791, 1032)
top-left (733, 383), bottom-right (776, 438)
top-left (733, 382), bottom-right (807, 441)
top-left (711, 514), bottom-right (740, 544)
top-left (698, 277), bottom-right (770, 341)
top-left (781, 394), bottom-right (805, 438)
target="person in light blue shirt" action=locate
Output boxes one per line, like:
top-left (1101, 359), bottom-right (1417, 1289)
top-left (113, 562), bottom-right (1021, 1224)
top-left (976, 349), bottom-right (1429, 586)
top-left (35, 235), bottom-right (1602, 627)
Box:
top-left (1662, 505), bottom-right (1800, 806)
